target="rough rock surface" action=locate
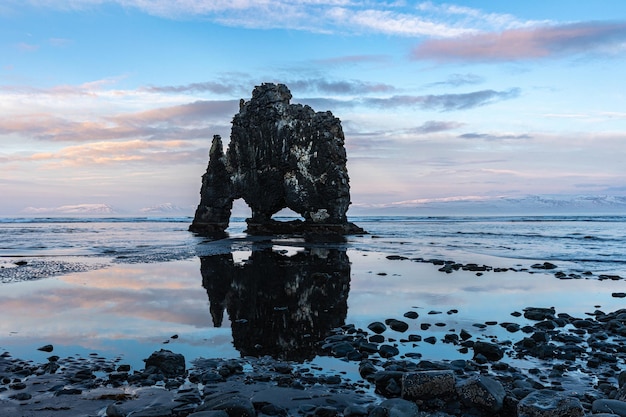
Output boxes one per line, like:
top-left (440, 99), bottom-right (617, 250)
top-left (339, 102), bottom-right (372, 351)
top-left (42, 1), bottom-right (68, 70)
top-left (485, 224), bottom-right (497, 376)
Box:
top-left (189, 83), bottom-right (364, 236)
top-left (517, 389), bottom-right (585, 417)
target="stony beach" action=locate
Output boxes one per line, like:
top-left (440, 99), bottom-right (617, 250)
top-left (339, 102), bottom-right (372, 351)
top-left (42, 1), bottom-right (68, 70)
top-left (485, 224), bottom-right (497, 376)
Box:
top-left (2, 254), bottom-right (625, 417)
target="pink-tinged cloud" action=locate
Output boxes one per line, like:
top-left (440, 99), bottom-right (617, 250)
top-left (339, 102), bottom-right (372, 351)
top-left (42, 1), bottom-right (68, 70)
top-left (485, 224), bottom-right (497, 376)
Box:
top-left (0, 100), bottom-right (237, 142)
top-left (412, 21), bottom-right (626, 62)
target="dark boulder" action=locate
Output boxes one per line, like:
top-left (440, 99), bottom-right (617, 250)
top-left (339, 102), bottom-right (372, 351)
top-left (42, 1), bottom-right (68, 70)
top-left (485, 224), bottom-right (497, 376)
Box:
top-left (472, 341), bottom-right (504, 361)
top-left (143, 349), bottom-right (186, 378)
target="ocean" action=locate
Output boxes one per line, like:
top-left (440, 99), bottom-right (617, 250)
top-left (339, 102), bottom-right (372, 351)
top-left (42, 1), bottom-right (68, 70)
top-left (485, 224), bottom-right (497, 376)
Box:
top-left (1, 215), bottom-right (625, 381)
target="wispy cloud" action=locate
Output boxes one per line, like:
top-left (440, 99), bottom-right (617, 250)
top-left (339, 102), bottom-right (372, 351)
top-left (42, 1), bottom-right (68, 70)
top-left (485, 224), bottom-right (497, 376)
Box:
top-left (145, 78), bottom-right (397, 96)
top-left (28, 139), bottom-right (207, 167)
top-left (299, 88), bottom-right (520, 111)
top-left (19, 0), bottom-right (544, 37)
top-left (313, 54), bottom-right (391, 66)
top-left (362, 88), bottom-right (520, 111)
top-left (48, 37), bottom-right (72, 47)
top-left (325, 7), bottom-right (474, 37)
top-left (143, 81), bottom-right (243, 95)
top-left (0, 100), bottom-right (237, 142)
top-left (412, 21), bottom-right (626, 62)
top-left (425, 73), bottom-right (484, 88)
top-left (16, 42), bottom-right (39, 51)
top-left (459, 132), bottom-right (532, 140)
top-left (288, 78), bottom-right (396, 95)
top-left (409, 120), bottom-right (465, 134)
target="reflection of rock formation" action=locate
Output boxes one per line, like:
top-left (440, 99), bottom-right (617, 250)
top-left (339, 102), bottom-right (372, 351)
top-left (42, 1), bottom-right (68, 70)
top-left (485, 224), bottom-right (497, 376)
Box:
top-left (189, 83), bottom-right (364, 236)
top-left (201, 247), bottom-right (350, 361)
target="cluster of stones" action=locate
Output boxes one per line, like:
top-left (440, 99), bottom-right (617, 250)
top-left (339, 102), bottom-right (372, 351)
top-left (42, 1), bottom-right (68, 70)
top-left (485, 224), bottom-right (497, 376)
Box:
top-left (3, 301), bottom-right (626, 417)
top-left (317, 305), bottom-right (626, 417)
top-left (403, 256), bottom-right (624, 282)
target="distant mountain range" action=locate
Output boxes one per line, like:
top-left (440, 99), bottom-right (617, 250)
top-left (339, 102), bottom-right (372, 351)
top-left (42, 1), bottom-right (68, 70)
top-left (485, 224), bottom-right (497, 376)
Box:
top-left (17, 195), bottom-right (626, 217)
top-left (350, 195), bottom-right (626, 216)
top-left (138, 203), bottom-right (190, 214)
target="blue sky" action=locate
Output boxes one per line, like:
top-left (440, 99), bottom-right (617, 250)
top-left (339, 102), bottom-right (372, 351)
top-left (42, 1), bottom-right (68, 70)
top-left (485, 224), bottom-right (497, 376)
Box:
top-left (1, 1), bottom-right (625, 215)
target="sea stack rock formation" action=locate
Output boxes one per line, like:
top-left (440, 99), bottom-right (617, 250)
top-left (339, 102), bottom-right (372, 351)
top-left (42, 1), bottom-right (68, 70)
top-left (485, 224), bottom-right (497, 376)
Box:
top-left (190, 83), bottom-right (364, 235)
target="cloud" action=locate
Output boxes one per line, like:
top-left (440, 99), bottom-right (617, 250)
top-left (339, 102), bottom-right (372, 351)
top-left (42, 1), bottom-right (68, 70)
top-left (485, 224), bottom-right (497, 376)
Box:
top-left (425, 73), bottom-right (484, 88)
top-left (412, 21), bottom-right (626, 62)
top-left (298, 88), bottom-right (519, 112)
top-left (19, 0), bottom-right (542, 37)
top-left (16, 42), bottom-right (39, 51)
top-left (0, 100), bottom-right (238, 142)
top-left (409, 120), bottom-right (465, 134)
top-left (145, 78), bottom-right (396, 96)
top-left (143, 81), bottom-right (243, 95)
top-left (325, 7), bottom-right (475, 37)
top-left (459, 132), bottom-right (532, 140)
top-left (362, 88), bottom-right (520, 111)
top-left (48, 37), bottom-right (72, 47)
top-left (0, 77), bottom-right (128, 97)
top-left (313, 54), bottom-right (391, 66)
top-left (287, 78), bottom-right (396, 95)
top-left (28, 139), bottom-right (208, 167)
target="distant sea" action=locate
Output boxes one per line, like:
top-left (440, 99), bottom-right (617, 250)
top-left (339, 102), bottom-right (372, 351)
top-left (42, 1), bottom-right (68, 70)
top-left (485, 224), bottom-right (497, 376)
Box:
top-left (1, 215), bottom-right (625, 379)
top-left (1, 215), bottom-right (625, 275)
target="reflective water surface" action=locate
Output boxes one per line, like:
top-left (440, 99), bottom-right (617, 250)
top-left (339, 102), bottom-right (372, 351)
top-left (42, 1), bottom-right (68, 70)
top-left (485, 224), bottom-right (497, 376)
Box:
top-left (1, 238), bottom-right (624, 377)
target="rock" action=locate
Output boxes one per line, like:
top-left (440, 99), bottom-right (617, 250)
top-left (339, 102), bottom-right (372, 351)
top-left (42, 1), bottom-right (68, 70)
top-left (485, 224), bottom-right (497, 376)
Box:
top-left (472, 340), bottom-right (504, 361)
top-left (143, 349), bottom-right (186, 378)
top-left (131, 406), bottom-right (174, 417)
top-left (518, 389), bottom-right (584, 417)
top-left (593, 399), bottom-right (626, 417)
top-left (524, 307), bottom-right (556, 321)
top-left (329, 341), bottom-right (355, 358)
top-left (368, 322), bottom-right (387, 334)
top-left (531, 262), bottom-right (558, 270)
top-left (55, 388), bottom-right (83, 396)
top-left (457, 375), bottom-right (505, 412)
top-left (343, 404), bottom-right (368, 416)
top-left (106, 403), bottom-right (127, 417)
top-left (379, 398), bottom-right (420, 417)
top-left (188, 412), bottom-right (229, 417)
top-left (385, 319), bottom-right (409, 332)
top-left (189, 83), bottom-right (365, 236)
top-left (314, 406), bottom-right (340, 416)
top-left (9, 392), bottom-right (32, 401)
top-left (358, 360), bottom-right (378, 379)
top-left (9, 382), bottom-right (26, 390)
top-left (379, 344), bottom-right (399, 358)
top-left (459, 329), bottom-right (472, 340)
top-left (423, 336), bottom-right (437, 344)
top-left (401, 370), bottom-right (456, 401)
top-left (37, 344), bottom-right (54, 352)
top-left (196, 392), bottom-right (256, 416)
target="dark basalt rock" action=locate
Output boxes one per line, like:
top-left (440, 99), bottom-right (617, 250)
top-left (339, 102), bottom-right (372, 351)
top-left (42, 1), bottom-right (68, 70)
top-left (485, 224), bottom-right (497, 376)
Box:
top-left (143, 349), bottom-right (186, 378)
top-left (189, 83), bottom-right (365, 236)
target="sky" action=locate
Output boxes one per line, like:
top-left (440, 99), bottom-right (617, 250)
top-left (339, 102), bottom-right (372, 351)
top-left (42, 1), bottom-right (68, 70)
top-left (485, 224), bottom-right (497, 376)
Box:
top-left (1, 1), bottom-right (626, 215)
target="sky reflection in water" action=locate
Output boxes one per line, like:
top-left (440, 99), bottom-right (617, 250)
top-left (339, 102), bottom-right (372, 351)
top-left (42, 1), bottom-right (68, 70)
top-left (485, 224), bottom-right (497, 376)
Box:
top-left (1, 246), bottom-right (624, 372)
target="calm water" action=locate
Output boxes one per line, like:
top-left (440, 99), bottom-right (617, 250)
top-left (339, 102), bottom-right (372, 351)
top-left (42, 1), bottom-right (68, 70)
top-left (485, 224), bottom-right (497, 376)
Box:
top-left (0, 215), bottom-right (624, 377)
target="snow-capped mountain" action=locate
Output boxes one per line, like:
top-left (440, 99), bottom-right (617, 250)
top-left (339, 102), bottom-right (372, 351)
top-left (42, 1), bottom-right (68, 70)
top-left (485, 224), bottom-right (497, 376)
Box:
top-left (351, 195), bottom-right (626, 216)
top-left (138, 203), bottom-right (191, 215)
